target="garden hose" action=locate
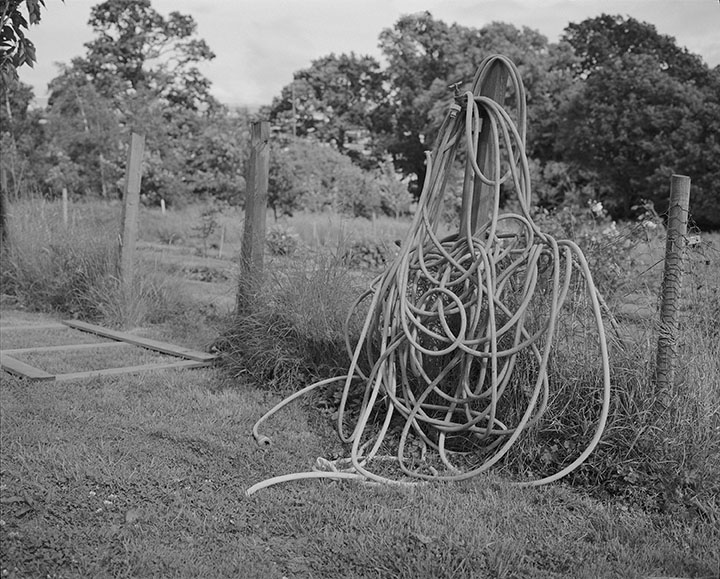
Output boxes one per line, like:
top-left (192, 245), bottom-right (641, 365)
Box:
top-left (246, 55), bottom-right (611, 496)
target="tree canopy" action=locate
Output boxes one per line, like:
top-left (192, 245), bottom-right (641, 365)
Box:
top-left (558, 14), bottom-right (720, 227)
top-left (34, 0), bottom-right (248, 204)
top-left (5, 3), bottom-right (719, 228)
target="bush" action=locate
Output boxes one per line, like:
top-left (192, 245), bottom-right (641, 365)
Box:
top-left (268, 138), bottom-right (385, 218)
top-left (266, 225), bottom-right (300, 256)
top-left (342, 238), bottom-right (393, 269)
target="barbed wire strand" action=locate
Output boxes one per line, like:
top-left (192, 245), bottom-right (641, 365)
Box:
top-left (246, 55), bottom-right (611, 497)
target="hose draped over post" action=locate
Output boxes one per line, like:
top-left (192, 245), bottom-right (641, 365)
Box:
top-left (247, 55), bottom-right (611, 496)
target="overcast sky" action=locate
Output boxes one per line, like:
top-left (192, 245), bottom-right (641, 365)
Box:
top-left (18, 0), bottom-right (720, 108)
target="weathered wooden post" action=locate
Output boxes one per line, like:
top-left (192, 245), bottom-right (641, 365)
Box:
top-left (119, 132), bottom-right (145, 319)
top-left (459, 59), bottom-right (509, 237)
top-left (0, 165), bottom-right (8, 250)
top-left (237, 121), bottom-right (270, 313)
top-left (656, 174), bottom-right (691, 391)
top-left (62, 187), bottom-right (69, 227)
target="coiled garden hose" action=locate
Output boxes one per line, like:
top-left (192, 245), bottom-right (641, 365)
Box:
top-left (246, 55), bottom-right (611, 497)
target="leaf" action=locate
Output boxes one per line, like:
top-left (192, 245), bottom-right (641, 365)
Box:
top-left (26, 0), bottom-right (46, 26)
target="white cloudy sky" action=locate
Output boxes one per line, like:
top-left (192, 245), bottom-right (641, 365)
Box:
top-left (19, 0), bottom-right (720, 107)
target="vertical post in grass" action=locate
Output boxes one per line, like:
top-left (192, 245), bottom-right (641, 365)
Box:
top-left (62, 188), bottom-right (69, 227)
top-left (119, 132), bottom-right (145, 317)
top-left (237, 120), bottom-right (269, 313)
top-left (459, 60), bottom-right (509, 238)
top-left (0, 165), bottom-right (8, 250)
top-left (656, 174), bottom-right (691, 391)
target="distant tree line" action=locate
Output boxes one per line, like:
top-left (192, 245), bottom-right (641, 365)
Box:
top-left (2, 2), bottom-right (719, 227)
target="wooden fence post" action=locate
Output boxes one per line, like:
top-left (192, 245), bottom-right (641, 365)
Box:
top-left (0, 165), bottom-right (8, 250)
top-left (656, 174), bottom-right (691, 391)
top-left (237, 120), bottom-right (270, 313)
top-left (119, 132), bottom-right (145, 318)
top-left (459, 59), bottom-right (509, 238)
top-left (62, 187), bottom-right (69, 227)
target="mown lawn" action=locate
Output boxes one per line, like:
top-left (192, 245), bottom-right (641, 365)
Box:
top-left (1, 360), bottom-right (717, 578)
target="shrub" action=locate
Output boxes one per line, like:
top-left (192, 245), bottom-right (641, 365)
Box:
top-left (268, 138), bottom-right (385, 218)
top-left (266, 225), bottom-right (300, 256)
top-left (342, 238), bottom-right (393, 269)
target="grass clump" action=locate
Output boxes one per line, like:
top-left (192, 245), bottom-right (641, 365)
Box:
top-left (218, 252), bottom-right (369, 392)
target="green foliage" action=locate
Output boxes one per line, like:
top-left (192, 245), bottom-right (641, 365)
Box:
top-left (268, 138), bottom-right (384, 218)
top-left (190, 199), bottom-right (225, 257)
top-left (80, 0), bottom-right (216, 109)
top-left (563, 14), bottom-right (708, 82)
top-left (377, 14), bottom-right (575, 195)
top-left (7, 5), bottom-right (720, 233)
top-left (0, 78), bottom-right (47, 198)
top-left (265, 225), bottom-right (299, 256)
top-left (0, 0), bottom-right (48, 82)
top-left (44, 67), bottom-right (122, 197)
top-left (267, 52), bottom-right (387, 165)
top-left (342, 238), bottom-right (393, 269)
top-left (558, 15), bottom-right (720, 228)
top-left (35, 0), bottom-right (246, 204)
top-left (0, 198), bottom-right (186, 326)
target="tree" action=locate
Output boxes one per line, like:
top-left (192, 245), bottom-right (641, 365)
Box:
top-left (45, 63), bottom-right (120, 197)
top-left (377, 13), bottom-right (572, 196)
top-left (267, 52), bottom-right (387, 166)
top-left (377, 12), bottom-right (460, 194)
top-left (42, 0), bottom-right (247, 204)
top-left (1, 0), bottom-right (54, 245)
top-left (557, 15), bottom-right (720, 228)
top-left (563, 14), bottom-right (708, 83)
top-left (267, 138), bottom-right (384, 218)
top-left (1, 77), bottom-right (47, 197)
top-left (78, 0), bottom-right (216, 111)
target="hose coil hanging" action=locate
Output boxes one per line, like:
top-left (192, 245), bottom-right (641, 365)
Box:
top-left (247, 55), bottom-right (611, 496)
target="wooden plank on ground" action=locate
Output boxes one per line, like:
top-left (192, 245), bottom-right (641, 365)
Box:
top-left (0, 353), bottom-right (55, 381)
top-left (54, 359), bottom-right (213, 382)
top-left (0, 323), bottom-right (68, 331)
top-left (62, 320), bottom-right (217, 362)
top-left (3, 342), bottom-right (131, 355)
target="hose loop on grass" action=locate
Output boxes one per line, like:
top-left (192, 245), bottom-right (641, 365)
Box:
top-left (247, 54), bottom-right (611, 496)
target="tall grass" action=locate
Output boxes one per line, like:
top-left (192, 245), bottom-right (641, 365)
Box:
top-left (1, 198), bottom-right (188, 328)
top-left (219, 252), bottom-right (370, 391)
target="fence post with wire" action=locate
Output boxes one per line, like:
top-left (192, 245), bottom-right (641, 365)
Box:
top-left (655, 174), bottom-right (691, 392)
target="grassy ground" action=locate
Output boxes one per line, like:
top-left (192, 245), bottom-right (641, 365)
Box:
top-left (1, 363), bottom-right (718, 579)
top-left (1, 200), bottom-right (719, 578)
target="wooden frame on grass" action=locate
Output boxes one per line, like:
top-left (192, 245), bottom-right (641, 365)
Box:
top-left (0, 320), bottom-right (217, 382)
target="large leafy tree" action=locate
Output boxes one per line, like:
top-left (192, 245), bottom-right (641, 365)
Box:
top-left (377, 12), bottom-right (461, 194)
top-left (558, 15), bottom-right (720, 227)
top-left (563, 14), bottom-right (708, 83)
top-left (267, 52), bottom-right (387, 166)
top-left (43, 0), bottom-right (247, 204)
top-left (78, 0), bottom-right (216, 110)
top-left (45, 64), bottom-right (121, 197)
top-left (377, 13), bottom-right (575, 196)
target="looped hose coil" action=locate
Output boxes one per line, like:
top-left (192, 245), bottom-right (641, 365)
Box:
top-left (246, 55), bottom-right (611, 497)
